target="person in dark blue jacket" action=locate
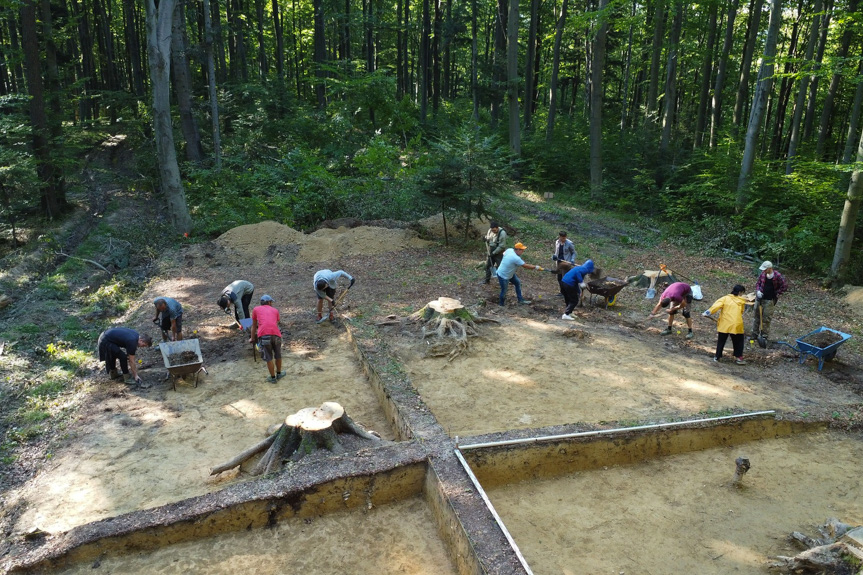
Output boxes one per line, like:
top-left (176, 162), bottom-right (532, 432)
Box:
top-left (558, 260), bottom-right (596, 320)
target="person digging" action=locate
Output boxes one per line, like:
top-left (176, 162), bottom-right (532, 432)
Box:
top-left (649, 282), bottom-right (694, 339)
top-left (752, 260), bottom-right (787, 342)
top-left (97, 328), bottom-right (153, 386)
top-left (251, 294), bottom-right (286, 383)
top-left (495, 242), bottom-right (544, 307)
top-left (313, 269), bottom-right (354, 323)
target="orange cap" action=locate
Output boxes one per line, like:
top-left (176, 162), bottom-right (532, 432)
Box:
top-left (514, 242), bottom-right (527, 250)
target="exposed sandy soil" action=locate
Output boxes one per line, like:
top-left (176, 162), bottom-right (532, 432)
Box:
top-left (57, 497), bottom-right (455, 575)
top-left (488, 430), bottom-right (863, 575)
top-left (8, 327), bottom-right (394, 534)
top-left (4, 214), bottom-right (863, 574)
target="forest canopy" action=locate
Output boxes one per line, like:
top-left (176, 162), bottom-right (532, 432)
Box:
top-left (1, 0), bottom-right (862, 281)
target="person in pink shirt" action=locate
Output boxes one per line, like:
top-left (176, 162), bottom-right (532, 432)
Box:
top-left (649, 282), bottom-right (694, 339)
top-left (251, 294), bottom-right (285, 383)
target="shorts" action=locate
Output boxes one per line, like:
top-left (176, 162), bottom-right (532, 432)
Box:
top-left (258, 335), bottom-right (282, 362)
top-left (317, 286), bottom-right (336, 300)
top-left (160, 313), bottom-right (183, 333)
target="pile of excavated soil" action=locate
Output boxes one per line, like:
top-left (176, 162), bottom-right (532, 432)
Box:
top-left (844, 286), bottom-right (863, 318)
top-left (419, 214), bottom-right (489, 241)
top-left (214, 221), bottom-right (429, 264)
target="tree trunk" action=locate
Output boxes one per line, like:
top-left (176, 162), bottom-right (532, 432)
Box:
top-left (646, 0), bottom-right (666, 119)
top-left (272, 0), bottom-right (284, 85)
top-left (172, 0), bottom-right (204, 163)
top-left (471, 0), bottom-right (478, 119)
top-left (123, 0), bottom-right (145, 97)
top-left (546, 0), bottom-right (568, 141)
top-left (40, 0), bottom-right (65, 197)
top-left (507, 0), bottom-right (520, 154)
top-left (313, 0), bottom-right (326, 108)
top-left (841, 60), bottom-right (863, 164)
top-left (786, 0), bottom-right (821, 174)
top-left (432, 0), bottom-right (440, 111)
top-left (708, 0), bottom-right (739, 148)
top-left (202, 0), bottom-right (222, 169)
top-left (490, 0), bottom-right (506, 128)
top-left (829, 121), bottom-right (863, 282)
top-left (733, 0), bottom-right (765, 128)
top-left (419, 0), bottom-right (430, 119)
top-left (659, 0), bottom-right (683, 155)
top-left (816, 0), bottom-right (856, 157)
top-left (737, 0), bottom-right (782, 207)
top-left (803, 0), bottom-right (831, 140)
top-left (523, 0), bottom-right (540, 131)
top-left (619, 0), bottom-right (636, 134)
top-left (590, 0), bottom-right (609, 198)
top-left (255, 0), bottom-right (267, 78)
top-left (145, 0), bottom-right (193, 235)
top-left (20, 0), bottom-right (66, 219)
top-left (767, 3), bottom-right (800, 160)
top-left (694, 0), bottom-right (717, 148)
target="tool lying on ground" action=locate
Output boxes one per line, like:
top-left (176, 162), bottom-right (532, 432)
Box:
top-left (317, 287), bottom-right (351, 324)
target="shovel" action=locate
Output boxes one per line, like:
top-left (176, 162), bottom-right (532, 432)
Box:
top-left (317, 288), bottom-right (351, 324)
top-left (756, 303), bottom-right (767, 349)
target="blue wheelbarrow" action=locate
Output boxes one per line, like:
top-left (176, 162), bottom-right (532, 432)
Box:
top-left (776, 327), bottom-right (852, 371)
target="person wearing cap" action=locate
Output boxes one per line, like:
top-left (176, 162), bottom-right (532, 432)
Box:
top-left (152, 296), bottom-right (183, 341)
top-left (97, 328), bottom-right (152, 386)
top-left (484, 221), bottom-right (508, 284)
top-left (649, 282), bottom-right (694, 339)
top-left (557, 259), bottom-right (596, 319)
top-left (251, 294), bottom-right (285, 383)
top-left (753, 261), bottom-right (787, 340)
top-left (702, 284), bottom-right (750, 365)
top-left (313, 269), bottom-right (355, 322)
top-left (551, 231), bottom-right (577, 297)
top-left (217, 280), bottom-right (255, 324)
top-left (495, 242), bottom-right (544, 307)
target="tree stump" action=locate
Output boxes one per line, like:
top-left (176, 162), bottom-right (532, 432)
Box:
top-left (410, 297), bottom-right (498, 361)
top-left (209, 402), bottom-right (381, 477)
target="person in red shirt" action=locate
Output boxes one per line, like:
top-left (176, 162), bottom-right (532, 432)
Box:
top-left (649, 282), bottom-right (694, 339)
top-left (251, 294), bottom-right (285, 383)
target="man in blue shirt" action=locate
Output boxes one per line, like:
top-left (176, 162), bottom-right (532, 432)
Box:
top-left (496, 242), bottom-right (544, 307)
top-left (97, 328), bottom-right (152, 385)
top-left (153, 297), bottom-right (184, 341)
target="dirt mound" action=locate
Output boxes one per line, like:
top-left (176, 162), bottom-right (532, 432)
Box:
top-left (213, 221), bottom-right (429, 263)
top-left (844, 286), bottom-right (863, 318)
top-left (419, 213), bottom-right (489, 240)
top-left (296, 226), bottom-right (429, 262)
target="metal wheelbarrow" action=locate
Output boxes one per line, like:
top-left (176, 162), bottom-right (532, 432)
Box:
top-left (159, 338), bottom-right (207, 390)
top-left (586, 277), bottom-right (628, 309)
top-left (776, 327), bottom-right (852, 372)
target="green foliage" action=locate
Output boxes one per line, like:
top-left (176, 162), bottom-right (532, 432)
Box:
top-left (418, 126), bottom-right (512, 242)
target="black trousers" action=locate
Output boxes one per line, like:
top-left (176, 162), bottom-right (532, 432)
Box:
top-left (562, 283), bottom-right (582, 314)
top-left (715, 332), bottom-right (744, 359)
top-left (236, 293), bottom-right (253, 322)
top-left (98, 339), bottom-right (129, 374)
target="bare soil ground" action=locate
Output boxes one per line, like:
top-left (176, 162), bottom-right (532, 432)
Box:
top-left (3, 203), bottom-right (863, 573)
top-left (488, 430), bottom-right (863, 575)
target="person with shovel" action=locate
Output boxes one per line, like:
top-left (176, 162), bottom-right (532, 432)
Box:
top-left (152, 297), bottom-right (183, 341)
top-left (217, 280), bottom-right (254, 325)
top-left (649, 282), bottom-right (694, 339)
top-left (495, 242), bottom-right (544, 307)
top-left (752, 261), bottom-right (787, 342)
top-left (702, 284), bottom-right (750, 365)
top-left (97, 328), bottom-right (152, 385)
top-left (484, 221), bottom-right (507, 284)
top-left (314, 269), bottom-right (355, 323)
top-left (551, 231), bottom-right (577, 297)
top-left (251, 294), bottom-right (286, 383)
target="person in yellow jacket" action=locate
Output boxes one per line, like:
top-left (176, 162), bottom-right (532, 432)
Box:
top-left (702, 284), bottom-right (750, 365)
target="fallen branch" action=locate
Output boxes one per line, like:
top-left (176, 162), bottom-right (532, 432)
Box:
top-left (56, 252), bottom-right (111, 273)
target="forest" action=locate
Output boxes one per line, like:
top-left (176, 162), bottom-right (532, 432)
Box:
top-left (1, 0), bottom-right (862, 282)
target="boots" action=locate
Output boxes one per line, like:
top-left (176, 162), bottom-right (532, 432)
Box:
top-left (109, 368), bottom-right (122, 380)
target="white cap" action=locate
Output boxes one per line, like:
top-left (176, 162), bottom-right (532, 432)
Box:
top-left (759, 261), bottom-right (773, 271)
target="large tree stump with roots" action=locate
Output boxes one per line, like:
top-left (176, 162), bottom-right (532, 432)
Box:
top-left (209, 402), bottom-right (381, 477)
top-left (410, 297), bottom-right (498, 361)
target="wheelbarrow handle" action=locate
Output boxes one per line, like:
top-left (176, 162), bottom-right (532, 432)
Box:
top-left (774, 341), bottom-right (800, 353)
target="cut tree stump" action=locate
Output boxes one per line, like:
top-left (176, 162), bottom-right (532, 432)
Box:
top-left (410, 297), bottom-right (498, 361)
top-left (209, 402), bottom-right (381, 477)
